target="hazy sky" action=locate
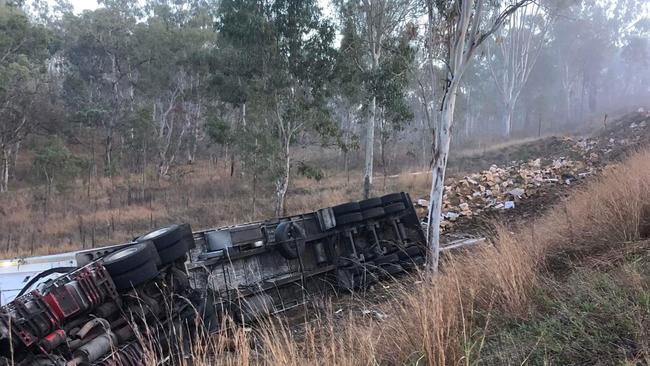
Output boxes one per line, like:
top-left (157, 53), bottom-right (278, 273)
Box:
top-left (66, 0), bottom-right (96, 13)
top-left (64, 0), bottom-right (334, 16)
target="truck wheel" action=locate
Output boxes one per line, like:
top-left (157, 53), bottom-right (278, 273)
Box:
top-left (274, 221), bottom-right (306, 260)
top-left (136, 224), bottom-right (193, 251)
top-left (361, 207), bottom-right (385, 220)
top-left (359, 197), bottom-right (383, 210)
top-left (103, 243), bottom-right (153, 277)
top-left (336, 212), bottom-right (363, 226)
top-left (383, 202), bottom-right (406, 215)
top-left (332, 202), bottom-right (360, 215)
top-left (111, 260), bottom-right (159, 290)
top-left (157, 239), bottom-right (190, 264)
top-left (380, 193), bottom-right (405, 205)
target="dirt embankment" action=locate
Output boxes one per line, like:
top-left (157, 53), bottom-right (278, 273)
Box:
top-left (425, 110), bottom-right (650, 238)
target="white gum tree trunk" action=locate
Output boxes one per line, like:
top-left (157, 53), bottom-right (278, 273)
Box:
top-left (363, 95), bottom-right (376, 199)
top-left (425, 0), bottom-right (532, 271)
top-left (427, 81), bottom-right (457, 271)
top-left (274, 138), bottom-right (291, 217)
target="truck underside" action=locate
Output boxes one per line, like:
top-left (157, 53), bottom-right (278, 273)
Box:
top-left (0, 192), bottom-right (427, 365)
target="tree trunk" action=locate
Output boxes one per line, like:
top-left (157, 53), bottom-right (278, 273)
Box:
top-left (274, 140), bottom-right (291, 217)
top-left (363, 95), bottom-right (376, 199)
top-left (252, 169), bottom-right (258, 219)
top-left (344, 148), bottom-right (350, 184)
top-left (504, 103), bottom-right (515, 137)
top-left (0, 145), bottom-right (9, 193)
top-left (10, 141), bottom-right (19, 180)
top-left (427, 87), bottom-right (456, 273)
top-left (252, 136), bottom-right (258, 218)
top-left (105, 133), bottom-right (113, 177)
top-left (380, 117), bottom-right (388, 190)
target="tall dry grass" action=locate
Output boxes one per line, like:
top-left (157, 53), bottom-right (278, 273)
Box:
top-left (155, 146), bottom-right (650, 365)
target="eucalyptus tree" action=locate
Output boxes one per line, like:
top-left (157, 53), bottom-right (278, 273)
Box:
top-left (335, 0), bottom-right (418, 199)
top-left (487, 1), bottom-right (552, 137)
top-left (138, 0), bottom-right (216, 177)
top-left (0, 2), bottom-right (52, 192)
top-left (211, 0), bottom-right (267, 177)
top-left (425, 0), bottom-right (532, 271)
top-left (375, 32), bottom-right (416, 182)
top-left (331, 14), bottom-right (365, 181)
top-left (214, 0), bottom-right (337, 216)
top-left (61, 3), bottom-right (142, 176)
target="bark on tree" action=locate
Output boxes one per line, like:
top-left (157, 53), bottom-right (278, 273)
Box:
top-left (105, 133), bottom-right (113, 176)
top-left (363, 86), bottom-right (377, 199)
top-left (426, 89), bottom-right (455, 270)
top-left (0, 146), bottom-right (9, 193)
top-left (274, 138), bottom-right (291, 217)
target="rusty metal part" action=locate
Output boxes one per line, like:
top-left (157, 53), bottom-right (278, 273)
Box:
top-left (72, 332), bottom-right (117, 364)
top-left (77, 318), bottom-right (110, 339)
top-left (40, 329), bottom-right (66, 352)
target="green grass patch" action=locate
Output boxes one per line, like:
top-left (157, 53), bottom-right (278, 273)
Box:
top-left (479, 253), bottom-right (650, 365)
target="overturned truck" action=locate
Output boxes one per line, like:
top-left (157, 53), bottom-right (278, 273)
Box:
top-left (0, 192), bottom-right (426, 365)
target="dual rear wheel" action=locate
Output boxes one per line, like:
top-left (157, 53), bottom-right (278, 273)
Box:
top-left (102, 224), bottom-right (195, 291)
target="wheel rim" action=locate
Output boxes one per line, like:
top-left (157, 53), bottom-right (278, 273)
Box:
top-left (107, 246), bottom-right (140, 261)
top-left (139, 227), bottom-right (172, 240)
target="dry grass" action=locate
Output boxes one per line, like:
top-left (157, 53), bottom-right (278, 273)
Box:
top-left (144, 146), bottom-right (650, 366)
top-left (0, 161), bottom-right (432, 257)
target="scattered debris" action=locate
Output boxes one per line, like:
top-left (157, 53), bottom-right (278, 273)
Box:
top-left (421, 111), bottom-right (650, 231)
top-left (361, 309), bottom-right (387, 322)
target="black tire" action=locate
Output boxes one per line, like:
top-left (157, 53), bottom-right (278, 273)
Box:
top-left (381, 193), bottom-right (404, 205)
top-left (359, 197), bottom-right (383, 211)
top-left (332, 202), bottom-right (361, 215)
top-left (336, 212), bottom-right (363, 226)
top-left (111, 260), bottom-right (159, 290)
top-left (103, 243), bottom-right (153, 277)
top-left (177, 224), bottom-right (196, 250)
top-left (274, 221), bottom-right (305, 260)
top-left (136, 224), bottom-right (192, 251)
top-left (384, 202), bottom-right (406, 215)
top-left (361, 207), bottom-right (385, 220)
top-left (157, 238), bottom-right (190, 265)
top-left (374, 253), bottom-right (399, 265)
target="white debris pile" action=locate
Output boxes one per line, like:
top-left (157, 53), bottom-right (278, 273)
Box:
top-left (419, 157), bottom-right (597, 229)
